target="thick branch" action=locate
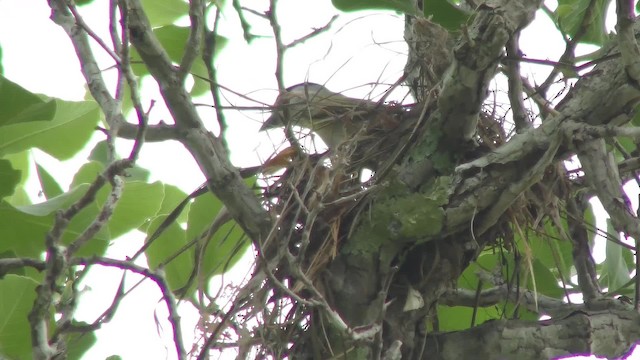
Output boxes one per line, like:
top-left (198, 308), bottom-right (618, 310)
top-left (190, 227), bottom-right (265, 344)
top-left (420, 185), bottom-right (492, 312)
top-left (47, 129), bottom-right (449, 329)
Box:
top-left (124, 0), bottom-right (271, 242)
top-left (424, 309), bottom-right (640, 360)
top-left (437, 0), bottom-right (542, 142)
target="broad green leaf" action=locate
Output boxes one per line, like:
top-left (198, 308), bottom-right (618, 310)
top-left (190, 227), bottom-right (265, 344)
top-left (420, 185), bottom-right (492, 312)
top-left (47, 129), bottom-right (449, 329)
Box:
top-left (36, 162), bottom-right (63, 199)
top-left (458, 253), bottom-right (501, 290)
top-left (86, 143), bottom-right (151, 182)
top-left (516, 221), bottom-right (573, 279)
top-left (155, 184), bottom-right (190, 222)
top-left (332, 0), bottom-right (417, 15)
top-left (65, 325), bottom-right (97, 360)
top-left (200, 220), bottom-right (248, 277)
top-left (436, 305), bottom-right (500, 331)
top-left (556, 0), bottom-right (609, 45)
top-left (71, 162), bottom-right (164, 240)
top-left (502, 301), bottom-right (539, 320)
top-left (145, 216), bottom-right (194, 292)
top-left (0, 159), bottom-right (20, 200)
top-left (141, 0), bottom-right (189, 27)
top-left (0, 100), bottom-right (99, 160)
top-left (2, 160), bottom-right (163, 258)
top-left (631, 107), bottom-right (640, 127)
top-left (0, 275), bottom-right (42, 360)
top-left (4, 151), bottom-right (31, 206)
top-left (0, 75), bottom-right (56, 126)
top-left (13, 185), bottom-right (88, 217)
top-left (107, 181), bottom-right (164, 239)
top-left (70, 161), bottom-right (104, 188)
top-left (87, 140), bottom-right (110, 165)
top-left (603, 219), bottom-right (632, 291)
top-left (529, 259), bottom-right (564, 298)
top-left (615, 135), bottom-right (637, 162)
top-left (0, 250), bottom-right (23, 277)
top-left (187, 192), bottom-right (248, 283)
top-left (583, 200), bottom-right (597, 249)
top-left (130, 26), bottom-right (226, 96)
top-left (0, 185), bottom-right (89, 257)
top-left (424, 0), bottom-right (468, 31)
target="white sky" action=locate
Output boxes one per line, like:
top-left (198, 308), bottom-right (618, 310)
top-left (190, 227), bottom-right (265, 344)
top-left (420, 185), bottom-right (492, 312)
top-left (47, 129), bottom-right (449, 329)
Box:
top-left (0, 0), bottom-right (637, 359)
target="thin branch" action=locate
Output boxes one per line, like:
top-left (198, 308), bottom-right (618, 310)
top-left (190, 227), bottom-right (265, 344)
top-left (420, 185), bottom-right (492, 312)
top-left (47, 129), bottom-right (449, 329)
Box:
top-left (67, 167), bottom-right (126, 255)
top-left (203, 8), bottom-right (229, 151)
top-left (49, 0), bottom-right (127, 130)
top-left (442, 286), bottom-right (574, 316)
top-left (108, 0), bottom-right (126, 102)
top-left (477, 131), bottom-right (562, 235)
top-left (0, 258), bottom-right (46, 274)
top-left (178, 0), bottom-right (204, 80)
top-left (65, 1), bottom-right (122, 63)
top-left (287, 15), bottom-right (339, 48)
top-left (74, 257), bottom-right (187, 360)
top-left (567, 194), bottom-right (601, 301)
top-left (504, 32), bottom-right (531, 132)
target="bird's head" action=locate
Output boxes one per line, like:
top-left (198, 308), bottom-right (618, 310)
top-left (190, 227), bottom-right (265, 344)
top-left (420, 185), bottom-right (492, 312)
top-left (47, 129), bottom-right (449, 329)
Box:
top-left (260, 83), bottom-right (377, 149)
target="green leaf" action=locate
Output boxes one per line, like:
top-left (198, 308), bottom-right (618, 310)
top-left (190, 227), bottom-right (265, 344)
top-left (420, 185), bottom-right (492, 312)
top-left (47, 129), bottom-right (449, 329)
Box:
top-left (331, 0), bottom-right (417, 15)
top-left (0, 275), bottom-right (42, 360)
top-left (583, 200), bottom-right (597, 249)
top-left (87, 142), bottom-right (151, 181)
top-left (556, 0), bottom-right (609, 45)
top-left (107, 181), bottom-right (164, 239)
top-left (458, 253), bottom-right (500, 290)
top-left (141, 0), bottom-right (189, 27)
top-left (529, 258), bottom-right (564, 298)
top-left (631, 107), bottom-right (640, 127)
top-left (4, 151), bottom-right (31, 206)
top-left (0, 100), bottom-right (100, 160)
top-left (70, 161), bottom-right (104, 188)
top-left (71, 162), bottom-right (164, 238)
top-left (516, 221), bottom-right (573, 280)
top-left (0, 250), bottom-right (23, 277)
top-left (424, 0), bottom-right (468, 31)
top-left (145, 216), bottom-right (194, 292)
top-left (130, 26), bottom-right (225, 96)
top-left (436, 305), bottom-right (500, 331)
top-left (0, 159), bottom-right (21, 200)
top-left (65, 324), bottom-right (97, 360)
top-left (187, 192), bottom-right (249, 282)
top-left (155, 184), bottom-right (190, 222)
top-left (603, 219), bottom-right (632, 291)
top-left (35, 162), bottom-right (63, 199)
top-left (0, 75), bottom-right (56, 126)
top-left (87, 140), bottom-right (110, 165)
top-left (2, 163), bottom-right (164, 258)
top-left (0, 185), bottom-right (89, 257)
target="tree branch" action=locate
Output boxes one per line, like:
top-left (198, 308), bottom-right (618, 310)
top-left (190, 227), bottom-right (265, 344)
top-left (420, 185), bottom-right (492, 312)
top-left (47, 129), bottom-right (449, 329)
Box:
top-left (124, 0), bottom-right (271, 244)
top-left (424, 309), bottom-right (640, 360)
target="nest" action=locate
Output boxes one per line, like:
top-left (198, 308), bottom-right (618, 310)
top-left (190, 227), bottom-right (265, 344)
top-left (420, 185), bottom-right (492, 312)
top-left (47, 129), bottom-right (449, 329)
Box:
top-left (259, 100), bottom-right (431, 281)
top-left (203, 96), bottom-right (571, 358)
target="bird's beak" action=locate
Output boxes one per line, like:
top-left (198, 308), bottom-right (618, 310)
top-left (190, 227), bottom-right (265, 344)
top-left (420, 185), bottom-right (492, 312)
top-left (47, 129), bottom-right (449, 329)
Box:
top-left (260, 111), bottom-right (284, 132)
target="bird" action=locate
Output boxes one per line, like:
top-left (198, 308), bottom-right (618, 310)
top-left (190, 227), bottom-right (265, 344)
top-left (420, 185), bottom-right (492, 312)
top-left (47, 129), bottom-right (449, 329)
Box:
top-left (260, 83), bottom-right (380, 150)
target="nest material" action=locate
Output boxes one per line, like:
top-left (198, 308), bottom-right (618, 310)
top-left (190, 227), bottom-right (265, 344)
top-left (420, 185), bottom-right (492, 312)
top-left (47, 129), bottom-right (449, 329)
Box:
top-left (260, 101), bottom-right (429, 281)
top-left (211, 93), bottom-right (571, 357)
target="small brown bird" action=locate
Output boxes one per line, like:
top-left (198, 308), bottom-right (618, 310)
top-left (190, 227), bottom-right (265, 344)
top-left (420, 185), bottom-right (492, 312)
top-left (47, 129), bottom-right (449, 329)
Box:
top-left (260, 83), bottom-right (379, 150)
